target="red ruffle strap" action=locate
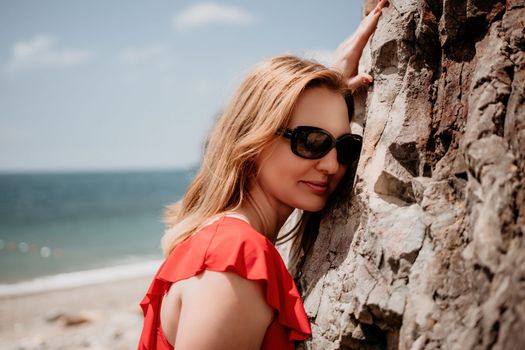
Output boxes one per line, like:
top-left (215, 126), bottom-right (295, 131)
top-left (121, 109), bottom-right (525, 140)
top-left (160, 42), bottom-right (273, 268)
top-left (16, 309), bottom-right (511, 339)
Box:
top-left (138, 216), bottom-right (311, 349)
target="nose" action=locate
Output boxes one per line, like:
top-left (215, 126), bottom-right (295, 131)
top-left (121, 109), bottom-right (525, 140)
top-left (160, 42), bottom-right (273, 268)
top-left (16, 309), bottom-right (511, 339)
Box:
top-left (316, 147), bottom-right (340, 174)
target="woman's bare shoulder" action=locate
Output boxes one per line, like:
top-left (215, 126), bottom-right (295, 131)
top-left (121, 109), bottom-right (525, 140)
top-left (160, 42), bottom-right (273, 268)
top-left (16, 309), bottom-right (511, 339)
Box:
top-left (166, 270), bottom-right (274, 350)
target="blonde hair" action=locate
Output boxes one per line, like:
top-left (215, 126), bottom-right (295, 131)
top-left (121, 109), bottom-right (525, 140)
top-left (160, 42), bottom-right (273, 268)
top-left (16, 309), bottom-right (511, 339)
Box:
top-left (161, 54), bottom-right (355, 272)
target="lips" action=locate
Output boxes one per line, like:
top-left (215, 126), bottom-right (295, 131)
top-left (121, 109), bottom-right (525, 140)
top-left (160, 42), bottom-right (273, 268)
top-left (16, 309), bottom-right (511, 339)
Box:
top-left (302, 180), bottom-right (329, 194)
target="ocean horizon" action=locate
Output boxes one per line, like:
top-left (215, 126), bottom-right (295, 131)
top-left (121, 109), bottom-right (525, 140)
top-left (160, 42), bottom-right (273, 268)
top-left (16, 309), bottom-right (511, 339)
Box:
top-left (0, 168), bottom-right (196, 296)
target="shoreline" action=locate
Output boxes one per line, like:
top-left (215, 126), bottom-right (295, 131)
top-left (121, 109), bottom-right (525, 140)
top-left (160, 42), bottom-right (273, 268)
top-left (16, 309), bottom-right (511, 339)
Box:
top-left (0, 273), bottom-right (154, 349)
top-left (0, 259), bottom-right (163, 298)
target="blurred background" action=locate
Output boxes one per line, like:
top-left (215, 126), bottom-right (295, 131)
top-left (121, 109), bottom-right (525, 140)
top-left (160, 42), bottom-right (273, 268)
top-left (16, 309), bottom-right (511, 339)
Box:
top-left (0, 0), bottom-right (363, 294)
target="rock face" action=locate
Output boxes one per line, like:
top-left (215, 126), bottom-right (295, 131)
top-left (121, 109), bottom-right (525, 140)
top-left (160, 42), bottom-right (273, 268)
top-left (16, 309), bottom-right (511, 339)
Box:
top-left (297, 1), bottom-right (524, 349)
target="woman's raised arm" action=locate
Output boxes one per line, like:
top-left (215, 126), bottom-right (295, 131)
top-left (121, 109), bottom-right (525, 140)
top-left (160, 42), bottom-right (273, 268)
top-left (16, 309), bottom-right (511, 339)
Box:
top-left (331, 0), bottom-right (389, 91)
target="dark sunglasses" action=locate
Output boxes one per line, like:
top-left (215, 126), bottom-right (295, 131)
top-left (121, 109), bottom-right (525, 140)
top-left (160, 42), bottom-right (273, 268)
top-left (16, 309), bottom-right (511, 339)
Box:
top-left (276, 126), bottom-right (363, 165)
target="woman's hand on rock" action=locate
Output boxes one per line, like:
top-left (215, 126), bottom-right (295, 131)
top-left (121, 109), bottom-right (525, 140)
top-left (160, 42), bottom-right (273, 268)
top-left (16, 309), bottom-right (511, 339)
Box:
top-left (331, 0), bottom-right (389, 91)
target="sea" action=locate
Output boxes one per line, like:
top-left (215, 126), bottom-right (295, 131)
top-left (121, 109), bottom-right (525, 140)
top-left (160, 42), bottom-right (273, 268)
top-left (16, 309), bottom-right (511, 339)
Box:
top-left (0, 168), bottom-right (196, 297)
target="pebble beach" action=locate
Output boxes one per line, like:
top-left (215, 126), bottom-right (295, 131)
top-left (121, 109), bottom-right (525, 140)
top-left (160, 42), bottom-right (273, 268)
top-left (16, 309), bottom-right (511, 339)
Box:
top-left (0, 275), bottom-right (152, 350)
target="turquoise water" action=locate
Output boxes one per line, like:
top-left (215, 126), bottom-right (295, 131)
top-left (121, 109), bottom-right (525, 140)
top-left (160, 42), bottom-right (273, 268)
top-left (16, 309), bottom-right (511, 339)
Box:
top-left (0, 169), bottom-right (195, 286)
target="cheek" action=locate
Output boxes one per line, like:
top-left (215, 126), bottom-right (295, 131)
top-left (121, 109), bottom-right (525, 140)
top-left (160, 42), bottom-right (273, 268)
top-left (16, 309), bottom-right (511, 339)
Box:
top-left (263, 146), bottom-right (304, 183)
top-left (263, 140), bottom-right (300, 168)
top-left (257, 143), bottom-right (286, 175)
top-left (329, 166), bottom-right (348, 193)
top-left (256, 143), bottom-right (308, 191)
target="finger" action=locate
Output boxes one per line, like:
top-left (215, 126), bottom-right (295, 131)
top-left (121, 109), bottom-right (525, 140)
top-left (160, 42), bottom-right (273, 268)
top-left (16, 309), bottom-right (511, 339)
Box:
top-left (373, 0), bottom-right (389, 15)
top-left (357, 0), bottom-right (388, 41)
top-left (346, 73), bottom-right (374, 91)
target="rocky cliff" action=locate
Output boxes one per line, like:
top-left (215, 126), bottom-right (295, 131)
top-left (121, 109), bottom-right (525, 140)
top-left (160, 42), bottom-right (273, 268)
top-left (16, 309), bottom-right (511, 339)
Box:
top-left (297, 1), bottom-right (524, 349)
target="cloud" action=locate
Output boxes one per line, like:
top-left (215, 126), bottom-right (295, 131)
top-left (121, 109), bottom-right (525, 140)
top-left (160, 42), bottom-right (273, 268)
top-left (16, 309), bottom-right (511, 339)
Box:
top-left (173, 2), bottom-right (256, 31)
top-left (4, 35), bottom-right (95, 72)
top-left (298, 49), bottom-right (336, 67)
top-left (116, 46), bottom-right (169, 64)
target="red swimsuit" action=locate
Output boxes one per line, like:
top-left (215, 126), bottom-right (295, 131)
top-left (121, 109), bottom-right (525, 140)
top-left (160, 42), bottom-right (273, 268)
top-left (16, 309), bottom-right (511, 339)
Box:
top-left (137, 215), bottom-right (312, 349)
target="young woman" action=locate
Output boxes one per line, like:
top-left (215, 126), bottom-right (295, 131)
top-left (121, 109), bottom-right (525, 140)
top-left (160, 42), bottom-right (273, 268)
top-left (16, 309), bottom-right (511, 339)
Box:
top-left (138, 2), bottom-right (388, 349)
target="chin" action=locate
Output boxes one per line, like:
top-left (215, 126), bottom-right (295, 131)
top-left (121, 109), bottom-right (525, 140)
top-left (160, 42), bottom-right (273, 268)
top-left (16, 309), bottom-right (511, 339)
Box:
top-left (294, 198), bottom-right (327, 213)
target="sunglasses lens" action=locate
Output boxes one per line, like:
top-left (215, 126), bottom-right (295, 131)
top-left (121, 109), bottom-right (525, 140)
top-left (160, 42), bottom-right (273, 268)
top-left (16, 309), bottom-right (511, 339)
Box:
top-left (286, 126), bottom-right (362, 164)
top-left (337, 136), bottom-right (362, 165)
top-left (295, 129), bottom-right (332, 159)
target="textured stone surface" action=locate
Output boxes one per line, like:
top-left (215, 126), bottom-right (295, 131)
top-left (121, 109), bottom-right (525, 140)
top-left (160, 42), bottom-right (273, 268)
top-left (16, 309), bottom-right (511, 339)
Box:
top-left (297, 1), bottom-right (524, 349)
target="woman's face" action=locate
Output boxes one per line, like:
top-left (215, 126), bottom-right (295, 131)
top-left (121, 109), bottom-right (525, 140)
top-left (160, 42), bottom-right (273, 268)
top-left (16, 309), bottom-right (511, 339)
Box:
top-left (255, 86), bottom-right (352, 213)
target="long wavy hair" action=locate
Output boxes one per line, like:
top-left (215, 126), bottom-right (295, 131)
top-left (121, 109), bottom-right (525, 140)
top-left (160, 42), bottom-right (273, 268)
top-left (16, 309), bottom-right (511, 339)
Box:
top-left (161, 54), bottom-right (356, 274)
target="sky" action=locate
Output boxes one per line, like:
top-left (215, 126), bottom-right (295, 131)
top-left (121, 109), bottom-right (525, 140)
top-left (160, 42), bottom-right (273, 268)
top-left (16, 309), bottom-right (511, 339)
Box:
top-left (0, 0), bottom-right (364, 173)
